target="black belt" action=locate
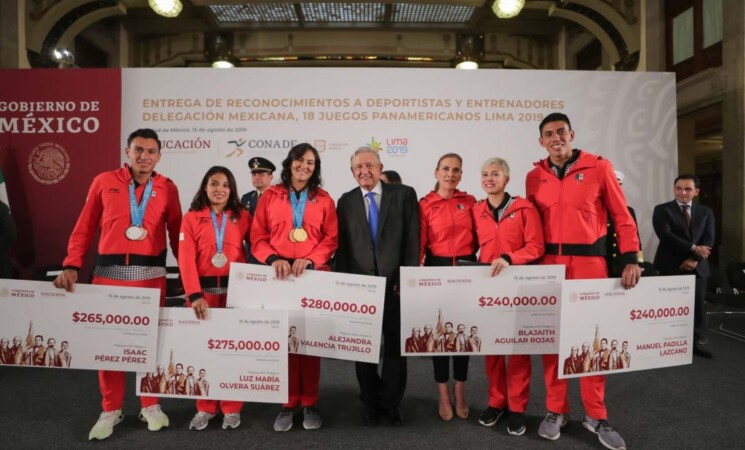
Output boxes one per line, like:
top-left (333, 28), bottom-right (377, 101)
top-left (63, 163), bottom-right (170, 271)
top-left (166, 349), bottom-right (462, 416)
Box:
top-left (95, 251), bottom-right (167, 267)
top-left (199, 276), bottom-right (229, 289)
top-left (424, 253), bottom-right (477, 267)
top-left (545, 237), bottom-right (606, 257)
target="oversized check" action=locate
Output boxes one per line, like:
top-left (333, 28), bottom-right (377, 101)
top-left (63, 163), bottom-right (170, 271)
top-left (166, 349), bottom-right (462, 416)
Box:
top-left (226, 263), bottom-right (386, 364)
top-left (136, 308), bottom-right (288, 403)
top-left (0, 279), bottom-right (159, 372)
top-left (558, 275), bottom-right (694, 379)
top-left (400, 265), bottom-right (564, 356)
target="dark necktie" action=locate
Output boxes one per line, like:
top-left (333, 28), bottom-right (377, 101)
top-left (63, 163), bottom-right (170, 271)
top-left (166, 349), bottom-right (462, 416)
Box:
top-left (366, 192), bottom-right (378, 246)
top-left (681, 204), bottom-right (691, 229)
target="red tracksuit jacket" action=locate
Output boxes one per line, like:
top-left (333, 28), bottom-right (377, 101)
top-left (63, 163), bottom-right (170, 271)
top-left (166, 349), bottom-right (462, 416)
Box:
top-left (418, 190), bottom-right (477, 262)
top-left (250, 184), bottom-right (338, 267)
top-left (472, 196), bottom-right (545, 264)
top-left (525, 151), bottom-right (639, 259)
top-left (178, 207), bottom-right (251, 301)
top-left (63, 165), bottom-right (182, 269)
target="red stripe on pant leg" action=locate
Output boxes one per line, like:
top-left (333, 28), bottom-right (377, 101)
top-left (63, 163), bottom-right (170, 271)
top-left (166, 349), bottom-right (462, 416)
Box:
top-left (542, 354), bottom-right (569, 414)
top-left (196, 399), bottom-right (219, 414)
top-left (284, 353), bottom-right (301, 408)
top-left (99, 370), bottom-right (126, 411)
top-left (299, 355), bottom-right (321, 407)
top-left (219, 401), bottom-right (243, 414)
top-left (485, 355), bottom-right (507, 409)
top-left (580, 375), bottom-right (607, 420)
top-left (506, 354), bottom-right (532, 413)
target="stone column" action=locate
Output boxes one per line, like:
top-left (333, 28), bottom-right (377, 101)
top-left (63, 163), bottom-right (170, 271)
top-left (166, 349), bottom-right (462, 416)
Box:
top-left (721, 0), bottom-right (745, 264)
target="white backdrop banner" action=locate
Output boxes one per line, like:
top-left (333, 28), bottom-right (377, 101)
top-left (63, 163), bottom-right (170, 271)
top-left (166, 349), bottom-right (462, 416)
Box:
top-left (121, 68), bottom-right (677, 262)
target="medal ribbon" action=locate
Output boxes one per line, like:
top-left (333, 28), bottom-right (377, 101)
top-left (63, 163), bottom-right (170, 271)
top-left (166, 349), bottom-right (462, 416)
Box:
top-left (211, 210), bottom-right (227, 253)
top-left (129, 179), bottom-right (154, 227)
top-left (289, 189), bottom-right (308, 229)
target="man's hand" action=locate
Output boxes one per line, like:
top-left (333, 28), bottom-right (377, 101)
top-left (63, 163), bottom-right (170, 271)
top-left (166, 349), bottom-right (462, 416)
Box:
top-left (272, 259), bottom-right (291, 280)
top-left (192, 298), bottom-right (209, 320)
top-left (490, 258), bottom-right (510, 277)
top-left (291, 258), bottom-right (312, 278)
top-left (621, 264), bottom-right (642, 289)
top-left (53, 269), bottom-right (78, 293)
top-left (679, 258), bottom-right (698, 271)
top-left (692, 245), bottom-right (711, 259)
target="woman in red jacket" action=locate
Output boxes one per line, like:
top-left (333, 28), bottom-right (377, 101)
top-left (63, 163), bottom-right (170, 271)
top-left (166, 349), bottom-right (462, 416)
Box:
top-left (419, 153), bottom-right (477, 421)
top-left (178, 166), bottom-right (251, 431)
top-left (251, 142), bottom-right (338, 432)
top-left (472, 157), bottom-right (544, 436)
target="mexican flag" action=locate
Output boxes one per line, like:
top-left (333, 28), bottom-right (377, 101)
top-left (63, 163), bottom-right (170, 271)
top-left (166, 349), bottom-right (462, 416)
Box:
top-left (0, 168), bottom-right (7, 211)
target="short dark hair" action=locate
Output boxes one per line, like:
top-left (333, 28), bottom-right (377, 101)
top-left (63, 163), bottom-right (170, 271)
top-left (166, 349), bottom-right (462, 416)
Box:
top-left (280, 143), bottom-right (322, 194)
top-left (445, 321), bottom-right (453, 327)
top-left (382, 170), bottom-right (402, 184)
top-left (127, 128), bottom-right (162, 151)
top-left (539, 112), bottom-right (572, 135)
top-left (674, 173), bottom-right (700, 188)
top-left (190, 166), bottom-right (244, 218)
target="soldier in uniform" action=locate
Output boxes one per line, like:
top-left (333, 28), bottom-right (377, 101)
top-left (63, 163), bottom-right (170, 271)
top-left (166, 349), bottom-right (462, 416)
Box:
top-left (618, 341), bottom-right (631, 369)
top-left (466, 326), bottom-right (481, 352)
top-left (195, 369), bottom-right (209, 396)
top-left (240, 157), bottom-right (276, 216)
top-left (56, 341), bottom-right (72, 367)
top-left (605, 171), bottom-right (643, 277)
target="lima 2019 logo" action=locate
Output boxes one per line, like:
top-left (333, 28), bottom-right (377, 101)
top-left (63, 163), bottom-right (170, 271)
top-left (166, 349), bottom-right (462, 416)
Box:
top-left (367, 137), bottom-right (409, 156)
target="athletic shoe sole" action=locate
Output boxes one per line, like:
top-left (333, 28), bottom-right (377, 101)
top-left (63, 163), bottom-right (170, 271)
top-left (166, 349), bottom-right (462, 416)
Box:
top-left (508, 425), bottom-right (526, 436)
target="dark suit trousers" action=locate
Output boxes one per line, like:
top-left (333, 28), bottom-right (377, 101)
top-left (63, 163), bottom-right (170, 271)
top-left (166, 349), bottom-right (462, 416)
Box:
top-left (694, 274), bottom-right (707, 342)
top-left (355, 287), bottom-right (407, 412)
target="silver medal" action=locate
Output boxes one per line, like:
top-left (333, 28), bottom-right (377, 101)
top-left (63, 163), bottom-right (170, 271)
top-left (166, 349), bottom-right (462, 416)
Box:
top-left (211, 252), bottom-right (228, 268)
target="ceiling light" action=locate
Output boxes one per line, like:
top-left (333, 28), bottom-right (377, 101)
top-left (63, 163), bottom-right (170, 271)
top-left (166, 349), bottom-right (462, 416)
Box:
top-left (492, 0), bottom-right (525, 19)
top-left (454, 34), bottom-right (483, 70)
top-left (149, 0), bottom-right (182, 18)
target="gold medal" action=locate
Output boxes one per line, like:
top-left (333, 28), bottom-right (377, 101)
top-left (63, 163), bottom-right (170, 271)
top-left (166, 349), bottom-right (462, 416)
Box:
top-left (288, 229), bottom-right (297, 243)
top-left (290, 227), bottom-right (308, 243)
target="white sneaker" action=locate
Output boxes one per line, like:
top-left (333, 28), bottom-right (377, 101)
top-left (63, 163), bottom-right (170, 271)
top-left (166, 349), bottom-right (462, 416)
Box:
top-left (222, 413), bottom-right (241, 429)
top-left (139, 404), bottom-right (169, 431)
top-left (189, 411), bottom-right (215, 431)
top-left (88, 410), bottom-right (123, 440)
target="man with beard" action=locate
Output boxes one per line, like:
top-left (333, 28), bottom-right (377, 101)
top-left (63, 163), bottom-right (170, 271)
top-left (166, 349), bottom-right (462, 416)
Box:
top-left (618, 341), bottom-right (631, 369)
top-left (405, 328), bottom-right (421, 353)
top-left (43, 338), bottom-right (58, 367)
top-left (466, 326), bottom-right (481, 352)
top-left (195, 369), bottom-right (209, 396)
top-left (185, 366), bottom-right (197, 396)
top-left (609, 340), bottom-right (620, 370)
top-left (455, 324), bottom-right (468, 352)
top-left (421, 325), bottom-right (437, 353)
top-left (56, 341), bottom-right (72, 367)
top-left (563, 346), bottom-right (582, 375)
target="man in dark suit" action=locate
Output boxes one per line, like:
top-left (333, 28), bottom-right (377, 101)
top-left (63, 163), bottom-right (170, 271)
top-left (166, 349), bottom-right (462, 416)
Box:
top-left (335, 147), bottom-right (419, 426)
top-left (653, 173), bottom-right (715, 358)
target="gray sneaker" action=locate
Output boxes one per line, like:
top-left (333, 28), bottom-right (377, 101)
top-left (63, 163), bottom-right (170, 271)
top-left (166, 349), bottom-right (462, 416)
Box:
top-left (273, 408), bottom-right (294, 432)
top-left (583, 416), bottom-right (627, 450)
top-left (189, 411), bottom-right (215, 431)
top-left (302, 406), bottom-right (322, 430)
top-left (222, 413), bottom-right (241, 430)
top-left (538, 412), bottom-right (568, 440)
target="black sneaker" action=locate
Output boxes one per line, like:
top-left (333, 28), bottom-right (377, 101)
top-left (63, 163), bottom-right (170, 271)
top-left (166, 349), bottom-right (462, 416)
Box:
top-left (507, 412), bottom-right (526, 436)
top-left (478, 406), bottom-right (505, 427)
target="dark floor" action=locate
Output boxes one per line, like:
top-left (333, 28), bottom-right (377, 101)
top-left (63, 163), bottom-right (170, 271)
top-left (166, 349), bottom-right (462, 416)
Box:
top-left (1, 316), bottom-right (744, 449)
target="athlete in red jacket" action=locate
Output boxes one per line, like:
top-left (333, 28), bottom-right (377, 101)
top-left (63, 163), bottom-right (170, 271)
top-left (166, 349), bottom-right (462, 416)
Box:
top-left (250, 143), bottom-right (338, 432)
top-left (526, 113), bottom-right (641, 450)
top-left (473, 157), bottom-right (544, 436)
top-left (53, 129), bottom-right (182, 440)
top-left (419, 153), bottom-right (477, 421)
top-left (178, 166), bottom-right (251, 431)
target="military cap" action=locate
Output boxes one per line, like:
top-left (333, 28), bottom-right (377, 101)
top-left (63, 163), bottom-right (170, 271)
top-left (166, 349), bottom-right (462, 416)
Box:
top-left (249, 157), bottom-right (276, 173)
